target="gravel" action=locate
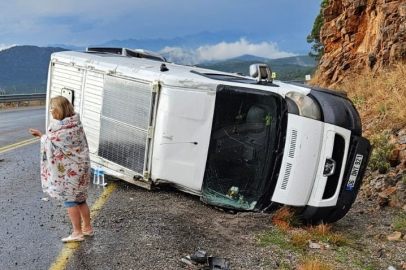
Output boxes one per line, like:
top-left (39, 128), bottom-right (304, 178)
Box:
top-left (66, 179), bottom-right (406, 270)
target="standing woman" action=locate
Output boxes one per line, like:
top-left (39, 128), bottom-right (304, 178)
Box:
top-left (30, 96), bottom-right (93, 243)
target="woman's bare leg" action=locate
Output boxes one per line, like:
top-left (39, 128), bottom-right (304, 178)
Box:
top-left (67, 206), bottom-right (84, 237)
top-left (78, 202), bottom-right (93, 233)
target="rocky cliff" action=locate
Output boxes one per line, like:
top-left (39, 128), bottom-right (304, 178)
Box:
top-left (314, 0), bottom-right (406, 88)
top-left (310, 0), bottom-right (406, 211)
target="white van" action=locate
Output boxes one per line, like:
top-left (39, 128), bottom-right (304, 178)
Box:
top-left (45, 48), bottom-right (371, 223)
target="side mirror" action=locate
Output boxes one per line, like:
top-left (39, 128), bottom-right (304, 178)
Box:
top-left (249, 64), bottom-right (273, 83)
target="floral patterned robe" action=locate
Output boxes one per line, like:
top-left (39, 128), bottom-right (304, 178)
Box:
top-left (40, 114), bottom-right (91, 202)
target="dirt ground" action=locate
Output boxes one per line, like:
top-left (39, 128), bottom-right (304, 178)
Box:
top-left (67, 178), bottom-right (406, 270)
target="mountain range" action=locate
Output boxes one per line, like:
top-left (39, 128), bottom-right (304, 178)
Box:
top-left (47, 30), bottom-right (313, 66)
top-left (0, 46), bottom-right (68, 94)
top-left (196, 55), bottom-right (316, 81)
top-left (0, 45), bottom-right (316, 95)
top-left (49, 30), bottom-right (267, 55)
top-left (50, 30), bottom-right (312, 55)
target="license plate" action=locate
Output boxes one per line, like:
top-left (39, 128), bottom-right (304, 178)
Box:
top-left (346, 154), bottom-right (363, 190)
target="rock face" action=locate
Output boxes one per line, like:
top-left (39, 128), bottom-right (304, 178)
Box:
top-left (314, 0), bottom-right (406, 87)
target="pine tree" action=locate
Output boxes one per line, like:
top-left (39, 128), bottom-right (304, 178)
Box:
top-left (307, 0), bottom-right (329, 62)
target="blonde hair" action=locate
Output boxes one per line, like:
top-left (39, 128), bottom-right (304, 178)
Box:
top-left (50, 96), bottom-right (75, 120)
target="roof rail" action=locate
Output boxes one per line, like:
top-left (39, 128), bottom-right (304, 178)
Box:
top-left (86, 47), bottom-right (167, 62)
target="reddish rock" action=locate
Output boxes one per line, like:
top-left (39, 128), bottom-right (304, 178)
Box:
top-left (390, 148), bottom-right (400, 167)
top-left (370, 175), bottom-right (396, 192)
top-left (387, 231), bottom-right (402, 241)
top-left (378, 186), bottom-right (397, 206)
top-left (313, 0), bottom-right (406, 88)
top-left (397, 144), bottom-right (406, 163)
top-left (396, 181), bottom-right (406, 205)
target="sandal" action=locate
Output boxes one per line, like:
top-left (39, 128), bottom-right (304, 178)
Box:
top-left (61, 235), bottom-right (85, 243)
top-left (83, 230), bottom-right (94, 236)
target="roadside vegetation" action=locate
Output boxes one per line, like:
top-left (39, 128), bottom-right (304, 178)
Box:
top-left (257, 207), bottom-right (382, 270)
top-left (338, 63), bottom-right (406, 138)
top-left (307, 0), bottom-right (329, 62)
top-left (367, 131), bottom-right (395, 174)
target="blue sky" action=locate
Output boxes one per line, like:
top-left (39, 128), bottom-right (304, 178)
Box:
top-left (0, 0), bottom-right (322, 60)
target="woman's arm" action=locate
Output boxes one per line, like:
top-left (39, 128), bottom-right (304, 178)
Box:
top-left (29, 128), bottom-right (43, 137)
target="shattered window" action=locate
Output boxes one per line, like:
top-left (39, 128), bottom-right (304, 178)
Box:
top-left (202, 85), bottom-right (282, 211)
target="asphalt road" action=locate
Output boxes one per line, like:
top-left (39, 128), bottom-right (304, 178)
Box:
top-left (0, 106), bottom-right (58, 269)
top-left (0, 106), bottom-right (101, 269)
top-left (0, 106), bottom-right (46, 146)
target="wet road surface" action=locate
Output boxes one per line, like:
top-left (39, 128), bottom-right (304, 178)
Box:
top-left (0, 106), bottom-right (100, 269)
top-left (0, 106), bottom-right (46, 146)
top-left (0, 141), bottom-right (107, 270)
top-left (0, 106), bottom-right (92, 269)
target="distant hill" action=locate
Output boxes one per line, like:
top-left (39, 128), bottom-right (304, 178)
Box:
top-left (0, 46), bottom-right (68, 94)
top-left (50, 31), bottom-right (255, 53)
top-left (196, 55), bottom-right (317, 81)
top-left (51, 30), bottom-right (312, 56)
top-left (92, 30), bottom-right (259, 51)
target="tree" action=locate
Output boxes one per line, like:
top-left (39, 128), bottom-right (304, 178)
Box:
top-left (307, 0), bottom-right (330, 62)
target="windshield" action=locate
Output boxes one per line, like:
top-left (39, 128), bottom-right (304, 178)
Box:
top-left (202, 85), bottom-right (286, 211)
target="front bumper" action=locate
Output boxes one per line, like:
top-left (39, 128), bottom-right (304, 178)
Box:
top-left (300, 135), bottom-right (371, 223)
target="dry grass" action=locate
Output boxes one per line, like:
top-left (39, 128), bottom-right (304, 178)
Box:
top-left (271, 207), bottom-right (348, 246)
top-left (307, 223), bottom-right (347, 246)
top-left (296, 258), bottom-right (334, 270)
top-left (307, 222), bottom-right (332, 236)
top-left (268, 209), bottom-right (353, 270)
top-left (271, 206), bottom-right (300, 231)
top-left (336, 63), bottom-right (406, 138)
top-left (291, 230), bottom-right (311, 249)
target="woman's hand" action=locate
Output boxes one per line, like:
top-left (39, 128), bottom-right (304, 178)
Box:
top-left (29, 128), bottom-right (42, 137)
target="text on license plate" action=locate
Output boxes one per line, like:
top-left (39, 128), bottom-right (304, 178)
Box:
top-left (346, 154), bottom-right (363, 190)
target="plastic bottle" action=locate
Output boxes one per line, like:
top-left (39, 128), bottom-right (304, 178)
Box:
top-left (98, 165), bottom-right (106, 187)
top-left (93, 167), bottom-right (99, 185)
top-left (180, 258), bottom-right (193, 266)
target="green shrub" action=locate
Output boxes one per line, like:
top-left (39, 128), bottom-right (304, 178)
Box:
top-left (393, 213), bottom-right (406, 232)
top-left (367, 131), bottom-right (395, 174)
top-left (352, 95), bottom-right (366, 107)
top-left (377, 103), bottom-right (389, 116)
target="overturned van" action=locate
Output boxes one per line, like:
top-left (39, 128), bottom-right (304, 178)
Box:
top-left (45, 49), bottom-right (371, 223)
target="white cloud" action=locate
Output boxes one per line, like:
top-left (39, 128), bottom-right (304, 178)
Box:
top-left (160, 38), bottom-right (297, 65)
top-left (159, 47), bottom-right (199, 65)
top-left (197, 38), bottom-right (296, 61)
top-left (0, 44), bottom-right (17, 51)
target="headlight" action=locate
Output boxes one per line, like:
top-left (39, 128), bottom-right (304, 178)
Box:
top-left (286, 92), bottom-right (321, 120)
